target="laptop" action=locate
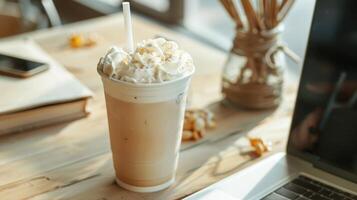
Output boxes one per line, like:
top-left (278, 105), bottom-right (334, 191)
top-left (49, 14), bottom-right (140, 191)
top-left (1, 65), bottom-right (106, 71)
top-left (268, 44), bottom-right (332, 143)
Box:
top-left (186, 0), bottom-right (357, 199)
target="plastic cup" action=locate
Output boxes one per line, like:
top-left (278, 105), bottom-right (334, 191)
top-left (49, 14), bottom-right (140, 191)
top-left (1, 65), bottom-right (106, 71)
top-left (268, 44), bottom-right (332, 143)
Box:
top-left (98, 69), bottom-right (193, 192)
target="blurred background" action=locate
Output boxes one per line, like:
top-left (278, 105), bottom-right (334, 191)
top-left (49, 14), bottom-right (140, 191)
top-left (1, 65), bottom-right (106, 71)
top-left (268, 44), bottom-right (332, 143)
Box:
top-left (0, 0), bottom-right (315, 73)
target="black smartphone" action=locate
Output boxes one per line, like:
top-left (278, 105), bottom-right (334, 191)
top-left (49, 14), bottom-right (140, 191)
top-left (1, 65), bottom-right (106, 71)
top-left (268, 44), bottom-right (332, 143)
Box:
top-left (0, 53), bottom-right (49, 78)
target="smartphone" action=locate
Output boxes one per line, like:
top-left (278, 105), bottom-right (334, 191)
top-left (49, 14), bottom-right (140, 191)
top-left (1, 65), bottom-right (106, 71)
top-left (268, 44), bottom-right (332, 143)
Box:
top-left (0, 53), bottom-right (49, 78)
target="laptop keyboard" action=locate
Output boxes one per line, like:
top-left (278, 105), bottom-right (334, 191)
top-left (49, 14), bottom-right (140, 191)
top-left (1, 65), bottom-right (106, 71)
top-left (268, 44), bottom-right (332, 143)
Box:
top-left (261, 175), bottom-right (357, 200)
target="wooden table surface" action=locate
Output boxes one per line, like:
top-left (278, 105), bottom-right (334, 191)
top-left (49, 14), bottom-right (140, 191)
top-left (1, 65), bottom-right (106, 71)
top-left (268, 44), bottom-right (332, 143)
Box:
top-left (0, 14), bottom-right (298, 200)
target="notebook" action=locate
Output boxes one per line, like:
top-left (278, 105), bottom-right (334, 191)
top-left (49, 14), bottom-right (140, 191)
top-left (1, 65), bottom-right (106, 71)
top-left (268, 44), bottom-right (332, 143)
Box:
top-left (0, 39), bottom-right (93, 135)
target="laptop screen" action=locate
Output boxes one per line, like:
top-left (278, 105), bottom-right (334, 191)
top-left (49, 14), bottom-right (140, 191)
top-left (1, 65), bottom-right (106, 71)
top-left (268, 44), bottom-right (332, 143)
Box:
top-left (287, 0), bottom-right (357, 183)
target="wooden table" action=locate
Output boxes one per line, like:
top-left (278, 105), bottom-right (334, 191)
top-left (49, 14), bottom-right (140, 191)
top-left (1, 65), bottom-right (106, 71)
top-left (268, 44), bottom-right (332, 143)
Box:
top-left (0, 14), bottom-right (298, 200)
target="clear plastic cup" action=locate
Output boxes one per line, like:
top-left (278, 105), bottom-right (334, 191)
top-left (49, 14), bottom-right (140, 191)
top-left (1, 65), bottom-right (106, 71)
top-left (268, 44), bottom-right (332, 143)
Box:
top-left (98, 69), bottom-right (194, 192)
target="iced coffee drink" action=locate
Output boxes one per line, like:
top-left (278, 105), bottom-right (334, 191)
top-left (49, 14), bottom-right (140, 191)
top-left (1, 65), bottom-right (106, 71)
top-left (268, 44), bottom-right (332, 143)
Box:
top-left (97, 38), bottom-right (194, 192)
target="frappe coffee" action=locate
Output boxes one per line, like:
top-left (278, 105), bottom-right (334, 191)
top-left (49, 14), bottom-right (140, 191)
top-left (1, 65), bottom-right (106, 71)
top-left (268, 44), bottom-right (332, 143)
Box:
top-left (97, 38), bottom-right (194, 192)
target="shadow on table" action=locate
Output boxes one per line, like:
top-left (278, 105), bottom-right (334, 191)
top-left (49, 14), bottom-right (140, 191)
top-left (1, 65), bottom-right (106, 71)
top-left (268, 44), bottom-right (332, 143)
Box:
top-left (0, 121), bottom-right (72, 164)
top-left (180, 100), bottom-right (275, 151)
top-left (143, 99), bottom-right (277, 199)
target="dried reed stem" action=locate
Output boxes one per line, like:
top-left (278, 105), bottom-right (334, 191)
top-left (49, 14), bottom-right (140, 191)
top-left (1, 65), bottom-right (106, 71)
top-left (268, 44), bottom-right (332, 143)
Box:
top-left (220, 0), bottom-right (294, 31)
top-left (277, 0), bottom-right (295, 23)
top-left (257, 0), bottom-right (266, 29)
top-left (279, 0), bottom-right (289, 12)
top-left (270, 0), bottom-right (278, 27)
top-left (241, 0), bottom-right (261, 32)
top-left (220, 0), bottom-right (244, 29)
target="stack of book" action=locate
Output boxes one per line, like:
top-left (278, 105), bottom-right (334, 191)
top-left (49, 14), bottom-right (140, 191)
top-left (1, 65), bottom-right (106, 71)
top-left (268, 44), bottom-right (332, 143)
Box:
top-left (0, 40), bottom-right (93, 135)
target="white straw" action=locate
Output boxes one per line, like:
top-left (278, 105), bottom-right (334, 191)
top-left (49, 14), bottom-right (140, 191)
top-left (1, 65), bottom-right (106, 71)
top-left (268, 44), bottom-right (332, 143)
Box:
top-left (123, 2), bottom-right (134, 53)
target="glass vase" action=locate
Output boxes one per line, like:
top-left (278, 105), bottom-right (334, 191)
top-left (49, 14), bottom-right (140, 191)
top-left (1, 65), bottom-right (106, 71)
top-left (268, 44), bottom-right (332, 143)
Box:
top-left (222, 26), bottom-right (286, 109)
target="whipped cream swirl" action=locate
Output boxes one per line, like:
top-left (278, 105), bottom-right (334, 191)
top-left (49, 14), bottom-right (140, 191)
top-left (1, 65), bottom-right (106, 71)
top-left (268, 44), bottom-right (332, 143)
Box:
top-left (97, 37), bottom-right (194, 84)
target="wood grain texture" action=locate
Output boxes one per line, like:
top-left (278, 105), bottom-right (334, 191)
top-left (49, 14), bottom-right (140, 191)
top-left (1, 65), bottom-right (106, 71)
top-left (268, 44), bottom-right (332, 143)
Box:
top-left (0, 14), bottom-right (298, 200)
